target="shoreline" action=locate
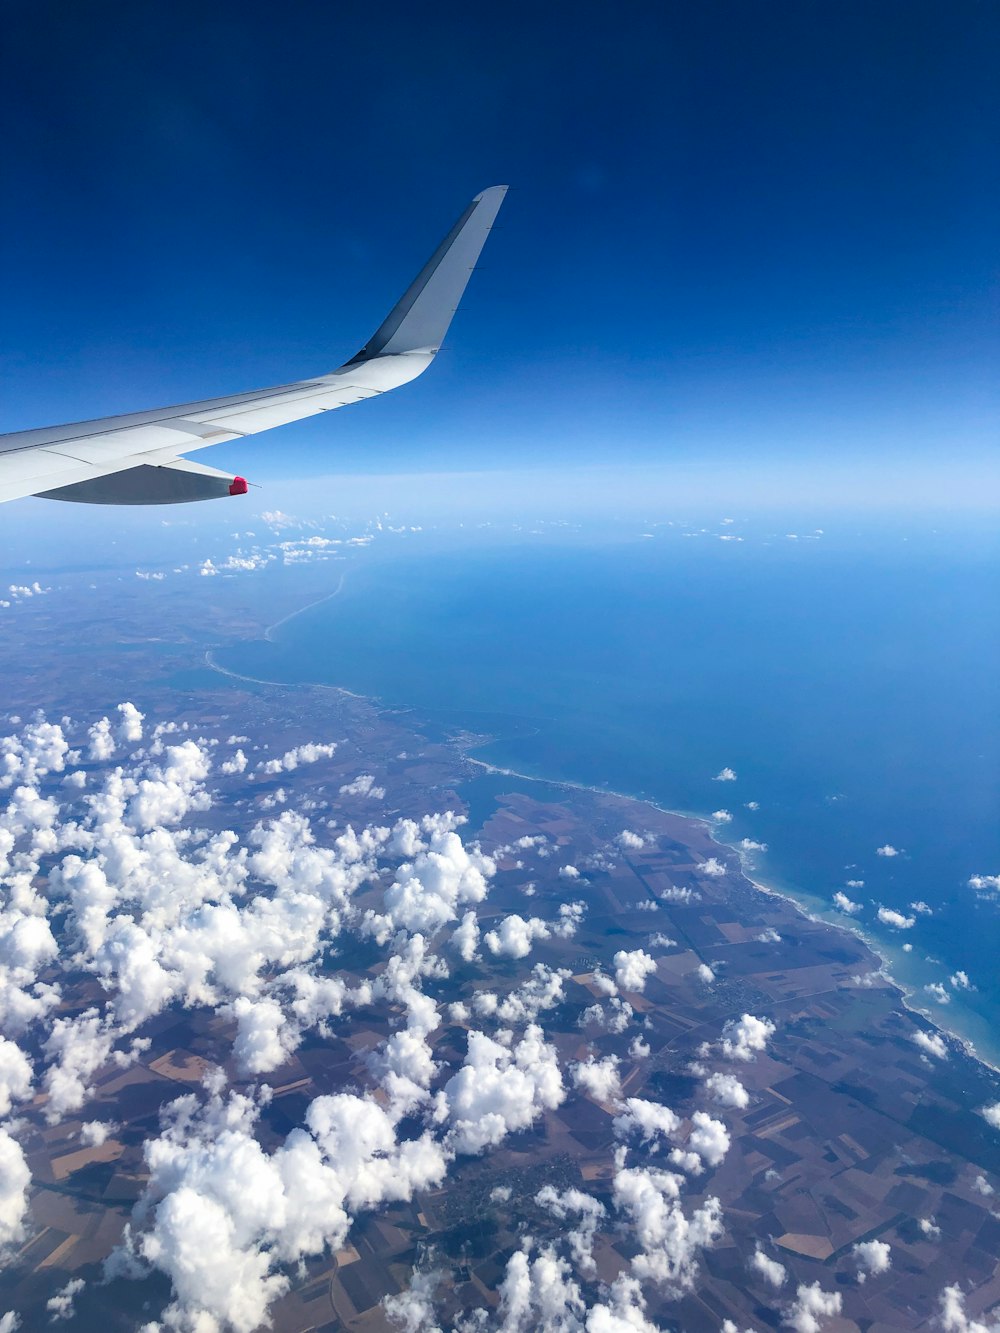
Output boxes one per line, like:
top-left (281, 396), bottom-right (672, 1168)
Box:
top-left (459, 747), bottom-right (1000, 1076)
top-left (202, 603), bottom-right (999, 1083)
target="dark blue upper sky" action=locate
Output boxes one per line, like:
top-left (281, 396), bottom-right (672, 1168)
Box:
top-left (1, 0), bottom-right (996, 498)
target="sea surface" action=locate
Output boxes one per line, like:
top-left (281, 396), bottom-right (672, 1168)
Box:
top-left (215, 516), bottom-right (1000, 1062)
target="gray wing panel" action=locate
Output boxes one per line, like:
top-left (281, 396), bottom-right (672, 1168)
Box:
top-left (349, 185), bottom-right (507, 361)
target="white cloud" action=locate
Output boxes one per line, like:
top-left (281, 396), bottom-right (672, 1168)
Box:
top-left (973, 1174), bottom-right (994, 1197)
top-left (913, 1030), bottom-right (947, 1060)
top-left (45, 1279), bottom-right (85, 1322)
top-left (0, 1037), bottom-right (32, 1117)
top-left (876, 844), bottom-right (900, 857)
top-left (699, 857), bottom-right (726, 878)
top-left (782, 1282), bottom-right (842, 1333)
top-left (937, 1285), bottom-right (1000, 1333)
top-left (258, 742), bottom-right (337, 775)
top-left (648, 932), bottom-right (676, 949)
top-left (951, 970), bottom-right (973, 991)
top-left (719, 1013), bottom-right (775, 1062)
top-left (833, 891), bottom-right (861, 914)
top-left (451, 910), bottom-right (480, 963)
top-left (713, 768), bottom-right (737, 782)
top-left (613, 1097), bottom-right (681, 1145)
top-left (703, 1072), bottom-right (749, 1109)
top-left (711, 810), bottom-right (732, 824)
top-left (739, 838), bottom-right (767, 852)
top-left (484, 913), bottom-right (551, 960)
top-left (80, 1120), bottom-right (115, 1147)
top-left (925, 982), bottom-right (951, 1006)
top-left (969, 874), bottom-right (1000, 894)
top-left (535, 1185), bottom-right (606, 1274)
top-left (220, 749), bottom-right (248, 775)
top-left (686, 1111), bottom-right (730, 1169)
top-left (617, 830), bottom-right (648, 850)
top-left (116, 702), bottom-right (144, 745)
top-left (877, 907), bottom-right (915, 929)
top-left (443, 1025), bottom-right (564, 1155)
top-left (613, 1164), bottom-right (723, 1296)
top-left (579, 998), bottom-right (633, 1034)
top-left (695, 963), bottom-right (715, 984)
top-left (750, 1245), bottom-right (786, 1288)
top-left (980, 1101), bottom-right (1000, 1129)
top-left (614, 949), bottom-right (657, 993)
top-left (339, 773), bottom-right (386, 800)
top-left (910, 900), bottom-right (933, 915)
top-left (87, 717), bottom-right (116, 762)
top-left (853, 1239), bottom-right (891, 1281)
top-left (383, 1268), bottom-right (442, 1332)
top-left (629, 1035), bottom-right (651, 1059)
top-left (0, 1129), bottom-right (30, 1250)
top-left (570, 1055), bottom-right (621, 1102)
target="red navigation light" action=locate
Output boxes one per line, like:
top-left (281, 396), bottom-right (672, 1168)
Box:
top-left (229, 476), bottom-right (249, 496)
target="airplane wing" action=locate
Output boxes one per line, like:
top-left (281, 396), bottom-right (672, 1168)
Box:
top-left (0, 185), bottom-right (507, 506)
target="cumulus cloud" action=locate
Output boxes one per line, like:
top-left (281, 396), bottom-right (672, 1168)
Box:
top-left (925, 982), bottom-right (951, 1005)
top-left (913, 1030), bottom-right (948, 1060)
top-left (617, 830), bottom-right (648, 851)
top-left (613, 1098), bottom-right (681, 1145)
top-left (579, 998), bottom-right (633, 1034)
top-left (484, 913), bottom-right (551, 960)
top-left (339, 773), bottom-right (386, 800)
top-left (876, 844), bottom-right (900, 857)
top-left (877, 907), bottom-right (915, 929)
top-left (695, 963), bottom-right (715, 984)
top-left (443, 1025), bottom-right (564, 1155)
top-left (713, 768), bottom-right (737, 782)
top-left (259, 742), bottom-right (337, 775)
top-left (711, 810), bottom-right (732, 824)
top-left (719, 1013), bottom-right (775, 1063)
top-left (833, 891), bottom-right (861, 914)
top-left (980, 1102), bottom-right (1000, 1129)
top-left (0, 1129), bottom-right (30, 1251)
top-left (46, 1279), bottom-right (85, 1321)
top-left (535, 1185), bottom-right (606, 1274)
top-left (613, 1164), bottom-right (723, 1296)
top-left (116, 702), bottom-right (144, 745)
top-left (0, 1037), bottom-right (32, 1117)
top-left (571, 1054), bottom-right (622, 1102)
top-left (703, 1072), bottom-right (749, 1109)
top-left (699, 857), bottom-right (726, 878)
top-left (782, 1282), bottom-right (842, 1333)
top-left (936, 1285), bottom-right (1000, 1333)
top-left (853, 1239), bottom-right (891, 1281)
top-left (684, 1111), bottom-right (730, 1169)
top-left (750, 1245), bottom-right (786, 1288)
top-left (614, 949), bottom-right (657, 993)
top-left (969, 874), bottom-right (1000, 894)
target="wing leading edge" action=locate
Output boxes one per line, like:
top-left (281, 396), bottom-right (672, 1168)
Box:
top-left (0, 185), bottom-right (507, 506)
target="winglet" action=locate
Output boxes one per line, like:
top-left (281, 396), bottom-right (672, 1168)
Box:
top-left (348, 185), bottom-right (508, 363)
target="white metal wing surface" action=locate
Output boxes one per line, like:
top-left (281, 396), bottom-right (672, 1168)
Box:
top-left (0, 186), bottom-right (507, 506)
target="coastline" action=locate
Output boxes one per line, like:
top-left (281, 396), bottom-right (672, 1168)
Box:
top-left (202, 595), bottom-right (998, 1083)
top-left (459, 745), bottom-right (1000, 1077)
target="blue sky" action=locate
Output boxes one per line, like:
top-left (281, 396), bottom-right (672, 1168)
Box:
top-left (1, 1), bottom-right (997, 505)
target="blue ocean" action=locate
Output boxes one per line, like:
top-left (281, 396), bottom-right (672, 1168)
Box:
top-left (216, 515), bottom-right (1000, 1061)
